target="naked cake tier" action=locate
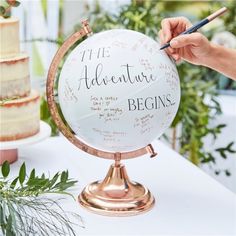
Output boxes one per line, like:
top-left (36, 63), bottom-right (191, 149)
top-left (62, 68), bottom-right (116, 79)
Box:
top-left (0, 53), bottom-right (30, 99)
top-left (0, 90), bottom-right (40, 141)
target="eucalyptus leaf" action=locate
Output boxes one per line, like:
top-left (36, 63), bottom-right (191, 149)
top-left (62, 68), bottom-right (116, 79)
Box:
top-left (29, 168), bottom-right (36, 180)
top-left (219, 151), bottom-right (227, 159)
top-left (18, 163), bottom-right (26, 185)
top-left (9, 177), bottom-right (18, 189)
top-left (216, 124), bottom-right (226, 129)
top-left (226, 142), bottom-right (235, 150)
top-left (61, 171), bottom-right (68, 183)
top-left (0, 6), bottom-right (5, 15)
top-left (47, 173), bottom-right (59, 189)
top-left (1, 161), bottom-right (10, 178)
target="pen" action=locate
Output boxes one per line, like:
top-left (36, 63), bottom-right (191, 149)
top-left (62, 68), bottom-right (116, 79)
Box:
top-left (159, 7), bottom-right (228, 50)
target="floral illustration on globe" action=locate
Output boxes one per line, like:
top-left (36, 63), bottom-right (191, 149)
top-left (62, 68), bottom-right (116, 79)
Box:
top-left (58, 29), bottom-right (180, 152)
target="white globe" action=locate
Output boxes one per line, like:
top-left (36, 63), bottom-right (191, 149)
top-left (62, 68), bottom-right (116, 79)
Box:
top-left (58, 29), bottom-right (180, 152)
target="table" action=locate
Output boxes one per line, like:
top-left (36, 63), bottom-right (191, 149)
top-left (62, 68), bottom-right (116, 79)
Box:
top-left (11, 136), bottom-right (236, 235)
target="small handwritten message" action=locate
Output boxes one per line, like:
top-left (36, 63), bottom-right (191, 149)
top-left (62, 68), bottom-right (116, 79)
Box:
top-left (134, 114), bottom-right (154, 135)
top-left (90, 96), bottom-right (124, 122)
top-left (159, 63), bottom-right (179, 90)
top-left (93, 128), bottom-right (126, 143)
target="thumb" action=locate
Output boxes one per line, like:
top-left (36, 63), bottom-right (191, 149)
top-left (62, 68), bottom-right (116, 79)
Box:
top-left (170, 33), bottom-right (203, 48)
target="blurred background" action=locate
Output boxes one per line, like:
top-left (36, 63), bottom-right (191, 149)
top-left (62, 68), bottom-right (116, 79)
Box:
top-left (9, 0), bottom-right (236, 192)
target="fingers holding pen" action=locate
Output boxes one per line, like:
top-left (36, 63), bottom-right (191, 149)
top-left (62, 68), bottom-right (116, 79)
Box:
top-left (159, 17), bottom-right (192, 61)
top-left (158, 29), bottom-right (175, 56)
top-left (161, 19), bottom-right (173, 42)
top-left (161, 17), bottom-right (192, 39)
top-left (160, 20), bottom-right (178, 56)
top-left (170, 32), bottom-right (205, 49)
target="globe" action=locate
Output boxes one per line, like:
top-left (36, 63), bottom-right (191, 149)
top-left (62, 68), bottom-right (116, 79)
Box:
top-left (58, 29), bottom-right (180, 153)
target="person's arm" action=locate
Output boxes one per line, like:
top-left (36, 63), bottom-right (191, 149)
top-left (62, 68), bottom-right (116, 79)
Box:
top-left (159, 17), bottom-right (236, 80)
top-left (201, 44), bottom-right (236, 80)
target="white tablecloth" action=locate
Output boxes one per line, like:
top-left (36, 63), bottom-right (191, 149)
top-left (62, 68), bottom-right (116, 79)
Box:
top-left (11, 136), bottom-right (236, 235)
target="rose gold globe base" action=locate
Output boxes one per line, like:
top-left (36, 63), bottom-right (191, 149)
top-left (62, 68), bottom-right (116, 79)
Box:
top-left (78, 161), bottom-right (155, 216)
top-left (0, 149), bottom-right (18, 165)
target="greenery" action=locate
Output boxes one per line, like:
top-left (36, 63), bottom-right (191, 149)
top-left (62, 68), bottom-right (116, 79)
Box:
top-left (41, 95), bottom-right (59, 136)
top-left (0, 0), bottom-right (20, 18)
top-left (172, 64), bottom-right (236, 172)
top-left (0, 96), bottom-right (20, 106)
top-left (87, 0), bottom-right (236, 174)
top-left (0, 161), bottom-right (82, 236)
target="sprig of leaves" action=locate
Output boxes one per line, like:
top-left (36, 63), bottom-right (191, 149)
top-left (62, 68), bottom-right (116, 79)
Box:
top-left (215, 142), bottom-right (236, 160)
top-left (0, 96), bottom-right (20, 106)
top-left (0, 0), bottom-right (20, 18)
top-left (0, 162), bottom-right (82, 236)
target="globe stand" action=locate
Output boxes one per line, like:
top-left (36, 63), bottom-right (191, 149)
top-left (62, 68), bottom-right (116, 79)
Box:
top-left (78, 153), bottom-right (155, 216)
top-left (46, 20), bottom-right (164, 217)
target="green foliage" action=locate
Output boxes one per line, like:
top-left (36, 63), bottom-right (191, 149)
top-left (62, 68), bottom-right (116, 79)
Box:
top-left (221, 1), bottom-right (236, 35)
top-left (1, 162), bottom-right (10, 178)
top-left (88, 0), bottom-right (163, 37)
top-left (40, 95), bottom-right (59, 136)
top-left (215, 142), bottom-right (236, 159)
top-left (0, 162), bottom-right (81, 236)
top-left (0, 96), bottom-right (20, 106)
top-left (173, 64), bottom-right (235, 167)
top-left (0, 0), bottom-right (20, 18)
top-left (40, 0), bottom-right (47, 20)
top-left (88, 0), bottom-right (235, 174)
top-left (18, 162), bottom-right (26, 184)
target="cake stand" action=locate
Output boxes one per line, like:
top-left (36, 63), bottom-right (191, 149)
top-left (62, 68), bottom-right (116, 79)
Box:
top-left (0, 121), bottom-right (51, 165)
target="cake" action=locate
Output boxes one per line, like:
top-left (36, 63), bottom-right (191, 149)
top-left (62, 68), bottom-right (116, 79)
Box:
top-left (0, 17), bottom-right (19, 58)
top-left (0, 91), bottom-right (40, 141)
top-left (0, 16), bottom-right (40, 141)
top-left (0, 53), bottom-right (30, 99)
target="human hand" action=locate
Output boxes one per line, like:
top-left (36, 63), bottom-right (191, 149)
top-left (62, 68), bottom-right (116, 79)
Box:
top-left (159, 17), bottom-right (212, 65)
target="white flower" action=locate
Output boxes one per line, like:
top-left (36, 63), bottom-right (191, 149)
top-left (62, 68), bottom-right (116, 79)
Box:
top-left (211, 31), bottom-right (236, 49)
